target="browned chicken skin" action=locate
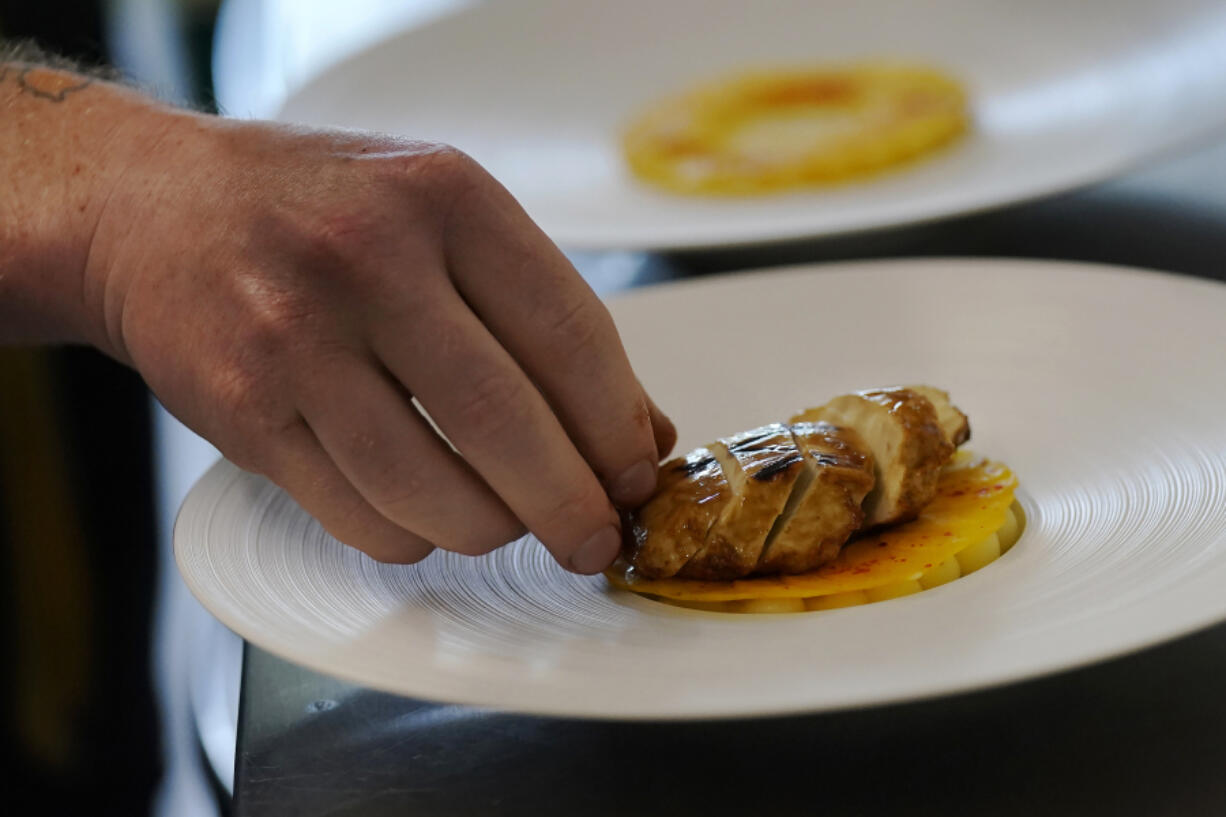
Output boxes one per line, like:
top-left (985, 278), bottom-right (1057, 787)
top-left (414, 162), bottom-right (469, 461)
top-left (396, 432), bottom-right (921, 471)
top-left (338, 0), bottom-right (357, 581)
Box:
top-left (679, 424), bottom-right (804, 580)
top-left (624, 447), bottom-right (731, 579)
top-left (791, 387), bottom-right (954, 528)
top-left (624, 386), bottom-right (969, 580)
top-left (758, 422), bottom-right (876, 574)
top-left (907, 385), bottom-right (971, 447)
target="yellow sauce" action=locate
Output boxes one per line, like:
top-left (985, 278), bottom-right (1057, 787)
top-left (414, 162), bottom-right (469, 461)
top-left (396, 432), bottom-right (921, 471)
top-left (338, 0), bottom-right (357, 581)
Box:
top-left (622, 62), bottom-right (969, 195)
top-left (606, 455), bottom-right (1020, 613)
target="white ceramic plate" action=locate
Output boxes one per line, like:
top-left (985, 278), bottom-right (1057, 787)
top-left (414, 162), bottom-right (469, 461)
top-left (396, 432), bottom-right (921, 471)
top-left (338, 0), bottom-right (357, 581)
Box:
top-left (176, 258), bottom-right (1226, 719)
top-left (274, 0), bottom-right (1226, 250)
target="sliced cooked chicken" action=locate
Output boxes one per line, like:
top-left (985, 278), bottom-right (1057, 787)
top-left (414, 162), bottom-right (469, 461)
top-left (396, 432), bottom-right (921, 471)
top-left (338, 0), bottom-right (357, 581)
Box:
top-left (791, 387), bottom-right (953, 528)
top-left (623, 385), bottom-right (967, 581)
top-left (679, 424), bottom-right (805, 580)
top-left (757, 422), bottom-right (876, 574)
top-left (907, 385), bottom-right (970, 446)
top-left (624, 447), bottom-right (731, 579)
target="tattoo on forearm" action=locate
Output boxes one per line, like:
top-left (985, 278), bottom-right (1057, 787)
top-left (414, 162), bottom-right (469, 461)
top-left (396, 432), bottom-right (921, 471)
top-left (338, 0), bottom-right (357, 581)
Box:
top-left (1, 40), bottom-right (105, 104)
top-left (10, 66), bottom-right (94, 102)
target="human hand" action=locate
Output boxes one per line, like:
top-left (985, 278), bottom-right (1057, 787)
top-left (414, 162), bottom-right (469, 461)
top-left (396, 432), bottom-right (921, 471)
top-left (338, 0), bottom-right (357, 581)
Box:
top-left (85, 115), bottom-right (676, 573)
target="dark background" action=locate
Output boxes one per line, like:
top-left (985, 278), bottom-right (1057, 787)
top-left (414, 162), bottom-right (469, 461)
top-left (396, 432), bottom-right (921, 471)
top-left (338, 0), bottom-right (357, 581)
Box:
top-left (0, 2), bottom-right (216, 814)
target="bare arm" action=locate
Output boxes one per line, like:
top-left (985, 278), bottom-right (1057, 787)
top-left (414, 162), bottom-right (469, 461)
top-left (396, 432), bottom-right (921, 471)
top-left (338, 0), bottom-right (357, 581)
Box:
top-left (0, 52), bottom-right (675, 573)
top-left (0, 54), bottom-right (157, 346)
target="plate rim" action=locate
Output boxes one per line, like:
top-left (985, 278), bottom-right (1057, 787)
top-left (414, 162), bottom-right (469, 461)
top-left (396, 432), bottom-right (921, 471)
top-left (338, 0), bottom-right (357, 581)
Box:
top-left (272, 0), bottom-right (1226, 251)
top-left (175, 256), bottom-right (1226, 720)
top-left (176, 460), bottom-right (1226, 721)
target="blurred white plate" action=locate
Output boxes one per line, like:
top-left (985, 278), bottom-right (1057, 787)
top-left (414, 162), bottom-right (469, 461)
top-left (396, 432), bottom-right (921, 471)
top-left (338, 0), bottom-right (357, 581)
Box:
top-left (177, 258), bottom-right (1226, 719)
top-left (274, 0), bottom-right (1226, 250)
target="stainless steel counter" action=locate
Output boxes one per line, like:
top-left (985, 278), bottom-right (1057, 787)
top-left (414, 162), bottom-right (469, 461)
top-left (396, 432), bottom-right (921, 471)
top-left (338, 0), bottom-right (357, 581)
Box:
top-left (236, 618), bottom-right (1226, 816)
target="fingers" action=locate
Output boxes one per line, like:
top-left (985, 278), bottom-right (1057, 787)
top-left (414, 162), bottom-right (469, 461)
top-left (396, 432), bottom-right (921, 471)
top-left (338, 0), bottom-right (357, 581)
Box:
top-left (260, 419), bottom-right (436, 564)
top-left (440, 176), bottom-right (661, 508)
top-left (643, 387), bottom-right (677, 460)
top-left (294, 350), bottom-right (526, 556)
top-left (370, 281), bottom-right (622, 574)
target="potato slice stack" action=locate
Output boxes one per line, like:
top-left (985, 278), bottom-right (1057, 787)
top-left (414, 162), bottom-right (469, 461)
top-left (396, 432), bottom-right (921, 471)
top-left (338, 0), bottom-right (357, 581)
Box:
top-left (622, 63), bottom-right (970, 195)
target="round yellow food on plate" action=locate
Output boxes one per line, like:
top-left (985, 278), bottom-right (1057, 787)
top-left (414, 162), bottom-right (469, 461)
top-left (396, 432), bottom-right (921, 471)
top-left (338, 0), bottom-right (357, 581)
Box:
top-left (606, 455), bottom-right (1019, 612)
top-left (622, 62), bottom-right (969, 195)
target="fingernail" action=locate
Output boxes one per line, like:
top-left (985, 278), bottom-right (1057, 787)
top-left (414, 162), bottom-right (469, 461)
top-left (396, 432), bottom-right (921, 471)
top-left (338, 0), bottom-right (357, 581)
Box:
top-left (611, 459), bottom-right (657, 507)
top-left (654, 416), bottom-right (678, 459)
top-left (569, 525), bottom-right (622, 574)
top-left (644, 393), bottom-right (677, 459)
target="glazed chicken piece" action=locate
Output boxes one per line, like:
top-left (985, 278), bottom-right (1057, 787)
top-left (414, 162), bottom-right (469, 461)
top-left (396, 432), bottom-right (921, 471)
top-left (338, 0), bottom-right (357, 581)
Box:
top-left (757, 422), bottom-right (876, 574)
top-left (907, 384), bottom-right (970, 446)
top-left (623, 386), bottom-right (969, 581)
top-left (624, 447), bottom-right (731, 579)
top-left (791, 387), bottom-right (954, 528)
top-left (678, 424), bottom-right (805, 580)
top-left (625, 422), bottom-right (875, 579)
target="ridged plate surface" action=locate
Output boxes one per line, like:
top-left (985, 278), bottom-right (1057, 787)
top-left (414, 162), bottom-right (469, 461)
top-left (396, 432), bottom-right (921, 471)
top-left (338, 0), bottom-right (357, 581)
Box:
top-left (176, 258), bottom-right (1226, 719)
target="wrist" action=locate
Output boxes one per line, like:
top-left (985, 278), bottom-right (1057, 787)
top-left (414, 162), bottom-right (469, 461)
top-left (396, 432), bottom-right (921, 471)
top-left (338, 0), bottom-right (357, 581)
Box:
top-left (0, 62), bottom-right (196, 356)
top-left (80, 103), bottom-right (208, 363)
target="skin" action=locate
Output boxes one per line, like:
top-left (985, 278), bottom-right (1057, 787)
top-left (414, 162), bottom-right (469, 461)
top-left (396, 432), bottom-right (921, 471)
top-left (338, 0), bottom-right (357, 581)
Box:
top-left (0, 62), bottom-right (676, 574)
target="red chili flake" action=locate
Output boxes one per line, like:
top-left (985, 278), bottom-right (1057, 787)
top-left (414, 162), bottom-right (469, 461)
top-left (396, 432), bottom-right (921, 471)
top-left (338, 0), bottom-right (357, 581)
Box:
top-left (947, 490), bottom-right (966, 497)
top-left (923, 563), bottom-right (933, 568)
top-left (943, 531), bottom-right (953, 537)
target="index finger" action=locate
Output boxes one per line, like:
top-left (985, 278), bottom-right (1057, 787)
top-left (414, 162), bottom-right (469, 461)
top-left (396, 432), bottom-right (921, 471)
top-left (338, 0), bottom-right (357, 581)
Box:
top-left (370, 277), bottom-right (623, 575)
top-left (440, 170), bottom-right (667, 508)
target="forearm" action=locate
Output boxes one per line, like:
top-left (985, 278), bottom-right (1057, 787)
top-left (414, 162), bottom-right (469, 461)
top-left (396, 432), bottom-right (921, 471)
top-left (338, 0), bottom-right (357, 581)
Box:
top-left (0, 52), bottom-right (183, 352)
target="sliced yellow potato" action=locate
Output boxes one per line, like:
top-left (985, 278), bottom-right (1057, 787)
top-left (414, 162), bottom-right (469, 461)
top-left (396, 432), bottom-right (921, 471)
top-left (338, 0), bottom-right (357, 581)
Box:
top-left (917, 556), bottom-right (962, 589)
top-left (655, 598), bottom-right (728, 613)
top-left (998, 505), bottom-right (1022, 552)
top-left (956, 533), bottom-right (1001, 574)
top-left (865, 579), bottom-right (924, 602)
top-left (623, 62), bottom-right (969, 195)
top-left (726, 597), bottom-right (807, 614)
top-left (804, 592), bottom-right (869, 610)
